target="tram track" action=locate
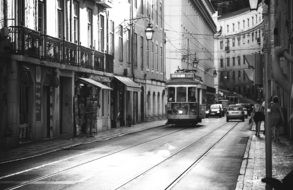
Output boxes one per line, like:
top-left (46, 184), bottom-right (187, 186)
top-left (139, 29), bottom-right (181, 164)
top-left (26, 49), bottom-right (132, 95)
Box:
top-left (1, 121), bottom-right (240, 190)
top-left (0, 126), bottom-right (187, 190)
top-left (115, 121), bottom-right (240, 190)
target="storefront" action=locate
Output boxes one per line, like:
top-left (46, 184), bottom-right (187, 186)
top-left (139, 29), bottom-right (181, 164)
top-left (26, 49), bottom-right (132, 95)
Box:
top-left (74, 76), bottom-right (112, 136)
top-left (111, 75), bottom-right (141, 128)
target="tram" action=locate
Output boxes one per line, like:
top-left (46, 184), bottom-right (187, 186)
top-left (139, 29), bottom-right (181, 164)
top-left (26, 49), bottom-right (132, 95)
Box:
top-left (166, 70), bottom-right (206, 126)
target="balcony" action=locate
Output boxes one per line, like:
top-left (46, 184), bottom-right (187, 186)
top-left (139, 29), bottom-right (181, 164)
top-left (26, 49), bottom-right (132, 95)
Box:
top-left (96, 0), bottom-right (112, 8)
top-left (8, 26), bottom-right (112, 73)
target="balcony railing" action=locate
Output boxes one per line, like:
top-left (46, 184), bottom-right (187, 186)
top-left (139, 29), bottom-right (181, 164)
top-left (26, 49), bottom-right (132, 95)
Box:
top-left (9, 26), bottom-right (111, 72)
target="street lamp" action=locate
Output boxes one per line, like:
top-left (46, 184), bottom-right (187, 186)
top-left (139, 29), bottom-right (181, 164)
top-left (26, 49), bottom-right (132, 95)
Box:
top-left (145, 23), bottom-right (154, 41)
top-left (249, 0), bottom-right (260, 11)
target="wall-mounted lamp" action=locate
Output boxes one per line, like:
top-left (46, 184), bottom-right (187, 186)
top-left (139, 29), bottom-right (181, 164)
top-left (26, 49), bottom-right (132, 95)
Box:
top-left (145, 23), bottom-right (154, 40)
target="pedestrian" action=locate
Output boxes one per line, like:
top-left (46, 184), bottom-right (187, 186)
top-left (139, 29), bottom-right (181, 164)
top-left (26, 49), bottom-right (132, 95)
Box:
top-left (269, 96), bottom-right (284, 143)
top-left (249, 106), bottom-right (255, 130)
top-left (253, 100), bottom-right (265, 137)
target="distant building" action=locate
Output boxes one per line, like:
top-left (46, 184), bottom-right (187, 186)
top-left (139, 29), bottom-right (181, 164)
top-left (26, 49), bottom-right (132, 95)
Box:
top-left (165, 0), bottom-right (217, 104)
top-left (215, 4), bottom-right (264, 101)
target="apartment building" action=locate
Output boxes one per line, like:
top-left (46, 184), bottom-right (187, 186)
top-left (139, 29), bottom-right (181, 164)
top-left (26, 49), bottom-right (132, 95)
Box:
top-left (216, 4), bottom-right (264, 101)
top-left (0, 0), bottom-right (114, 148)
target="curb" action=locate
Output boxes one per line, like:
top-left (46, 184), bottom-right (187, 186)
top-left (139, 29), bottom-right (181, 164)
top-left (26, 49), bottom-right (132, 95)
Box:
top-left (0, 122), bottom-right (169, 164)
top-left (235, 135), bottom-right (253, 190)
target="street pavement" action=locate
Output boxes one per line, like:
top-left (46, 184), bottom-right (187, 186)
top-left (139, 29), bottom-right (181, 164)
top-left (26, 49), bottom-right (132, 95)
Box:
top-left (0, 119), bottom-right (293, 190)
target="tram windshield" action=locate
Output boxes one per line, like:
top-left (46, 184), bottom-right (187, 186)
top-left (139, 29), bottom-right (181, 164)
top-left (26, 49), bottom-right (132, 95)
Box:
top-left (177, 87), bottom-right (186, 102)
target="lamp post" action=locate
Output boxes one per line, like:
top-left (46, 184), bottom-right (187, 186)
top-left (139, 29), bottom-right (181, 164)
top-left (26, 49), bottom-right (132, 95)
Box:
top-left (249, 1), bottom-right (273, 190)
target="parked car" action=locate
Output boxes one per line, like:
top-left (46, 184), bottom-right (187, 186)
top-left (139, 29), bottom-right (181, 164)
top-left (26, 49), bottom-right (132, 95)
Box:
top-left (226, 104), bottom-right (245, 122)
top-left (209, 104), bottom-right (224, 117)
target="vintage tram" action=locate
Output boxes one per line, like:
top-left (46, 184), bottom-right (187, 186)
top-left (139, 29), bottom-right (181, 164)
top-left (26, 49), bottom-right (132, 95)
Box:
top-left (166, 71), bottom-right (206, 126)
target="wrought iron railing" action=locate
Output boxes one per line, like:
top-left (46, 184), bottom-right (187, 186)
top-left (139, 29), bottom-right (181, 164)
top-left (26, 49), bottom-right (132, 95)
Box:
top-left (8, 26), bottom-right (112, 72)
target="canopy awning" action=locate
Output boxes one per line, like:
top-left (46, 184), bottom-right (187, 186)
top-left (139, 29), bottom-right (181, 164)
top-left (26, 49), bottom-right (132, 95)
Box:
top-left (114, 76), bottom-right (141, 91)
top-left (79, 77), bottom-right (112, 90)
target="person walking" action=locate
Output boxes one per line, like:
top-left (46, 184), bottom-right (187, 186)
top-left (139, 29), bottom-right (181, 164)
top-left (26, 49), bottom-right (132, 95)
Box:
top-left (269, 96), bottom-right (284, 143)
top-left (253, 100), bottom-right (265, 137)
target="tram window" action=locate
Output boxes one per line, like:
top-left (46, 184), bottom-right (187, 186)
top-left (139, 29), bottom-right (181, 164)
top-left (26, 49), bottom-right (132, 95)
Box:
top-left (177, 87), bottom-right (186, 102)
top-left (188, 87), bottom-right (196, 102)
top-left (168, 87), bottom-right (175, 102)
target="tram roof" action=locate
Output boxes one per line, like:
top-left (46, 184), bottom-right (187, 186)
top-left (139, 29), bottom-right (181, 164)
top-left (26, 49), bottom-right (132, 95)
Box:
top-left (166, 78), bottom-right (202, 85)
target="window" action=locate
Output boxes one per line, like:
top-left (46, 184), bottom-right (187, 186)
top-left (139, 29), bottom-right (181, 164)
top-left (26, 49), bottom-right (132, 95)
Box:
top-left (177, 87), bottom-right (186, 102)
top-left (119, 25), bottom-right (123, 61)
top-left (232, 57), bottom-right (235, 66)
top-left (227, 57), bottom-right (230, 67)
top-left (152, 42), bottom-right (154, 70)
top-left (156, 44), bottom-right (159, 71)
top-left (87, 8), bottom-right (93, 47)
top-left (243, 35), bottom-right (245, 44)
top-left (243, 20), bottom-right (245, 29)
top-left (237, 36), bottom-right (240, 46)
top-left (134, 0), bottom-right (137, 8)
top-left (109, 20), bottom-right (114, 55)
top-left (232, 23), bottom-right (235, 32)
top-left (227, 25), bottom-right (229, 33)
top-left (252, 17), bottom-right (254, 26)
top-left (252, 32), bottom-right (254, 42)
top-left (134, 32), bottom-right (137, 68)
top-left (160, 46), bottom-right (163, 72)
top-left (247, 18), bottom-right (250, 27)
top-left (168, 87), bottom-right (175, 102)
top-left (256, 15), bottom-right (258, 23)
top-left (127, 29), bottom-right (130, 63)
top-left (140, 0), bottom-right (144, 14)
top-left (99, 14), bottom-right (105, 51)
top-left (238, 70), bottom-right (241, 79)
top-left (159, 2), bottom-right (162, 26)
top-left (140, 36), bottom-right (144, 70)
top-left (220, 58), bottom-right (223, 68)
top-left (220, 40), bottom-right (223, 49)
top-left (147, 41), bottom-right (150, 68)
top-left (57, 0), bottom-right (64, 38)
top-left (38, 0), bottom-right (45, 33)
top-left (188, 87), bottom-right (196, 102)
top-left (238, 56), bottom-right (240, 65)
top-left (238, 22), bottom-right (240, 30)
top-left (232, 38), bottom-right (235, 47)
top-left (73, 1), bottom-right (79, 43)
top-left (243, 55), bottom-right (246, 64)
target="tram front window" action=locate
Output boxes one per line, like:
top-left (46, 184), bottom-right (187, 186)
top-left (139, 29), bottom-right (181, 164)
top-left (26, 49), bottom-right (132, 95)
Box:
top-left (177, 87), bottom-right (186, 102)
top-left (168, 87), bottom-right (175, 102)
top-left (188, 87), bottom-right (196, 102)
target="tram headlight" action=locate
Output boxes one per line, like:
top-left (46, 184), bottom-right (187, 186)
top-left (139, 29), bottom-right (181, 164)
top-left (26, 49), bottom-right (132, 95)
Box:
top-left (178, 110), bottom-right (183, 114)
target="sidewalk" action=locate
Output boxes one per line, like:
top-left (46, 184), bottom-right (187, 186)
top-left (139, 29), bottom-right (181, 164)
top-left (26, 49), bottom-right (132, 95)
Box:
top-left (236, 123), bottom-right (293, 190)
top-left (0, 120), bottom-right (168, 164)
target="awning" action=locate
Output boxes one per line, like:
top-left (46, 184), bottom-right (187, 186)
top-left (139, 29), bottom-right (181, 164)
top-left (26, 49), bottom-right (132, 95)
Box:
top-left (114, 76), bottom-right (141, 91)
top-left (79, 77), bottom-right (112, 90)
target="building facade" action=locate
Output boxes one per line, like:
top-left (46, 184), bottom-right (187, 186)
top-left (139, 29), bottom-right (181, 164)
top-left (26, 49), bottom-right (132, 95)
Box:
top-left (0, 0), bottom-right (166, 148)
top-left (108, 0), bottom-right (166, 126)
top-left (216, 5), bottom-right (264, 102)
top-left (0, 0), bottom-right (112, 148)
top-left (165, 0), bottom-right (217, 105)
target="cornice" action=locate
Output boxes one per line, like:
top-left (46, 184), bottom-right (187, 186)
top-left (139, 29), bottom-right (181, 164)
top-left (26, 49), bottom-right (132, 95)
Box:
top-left (191, 0), bottom-right (217, 33)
